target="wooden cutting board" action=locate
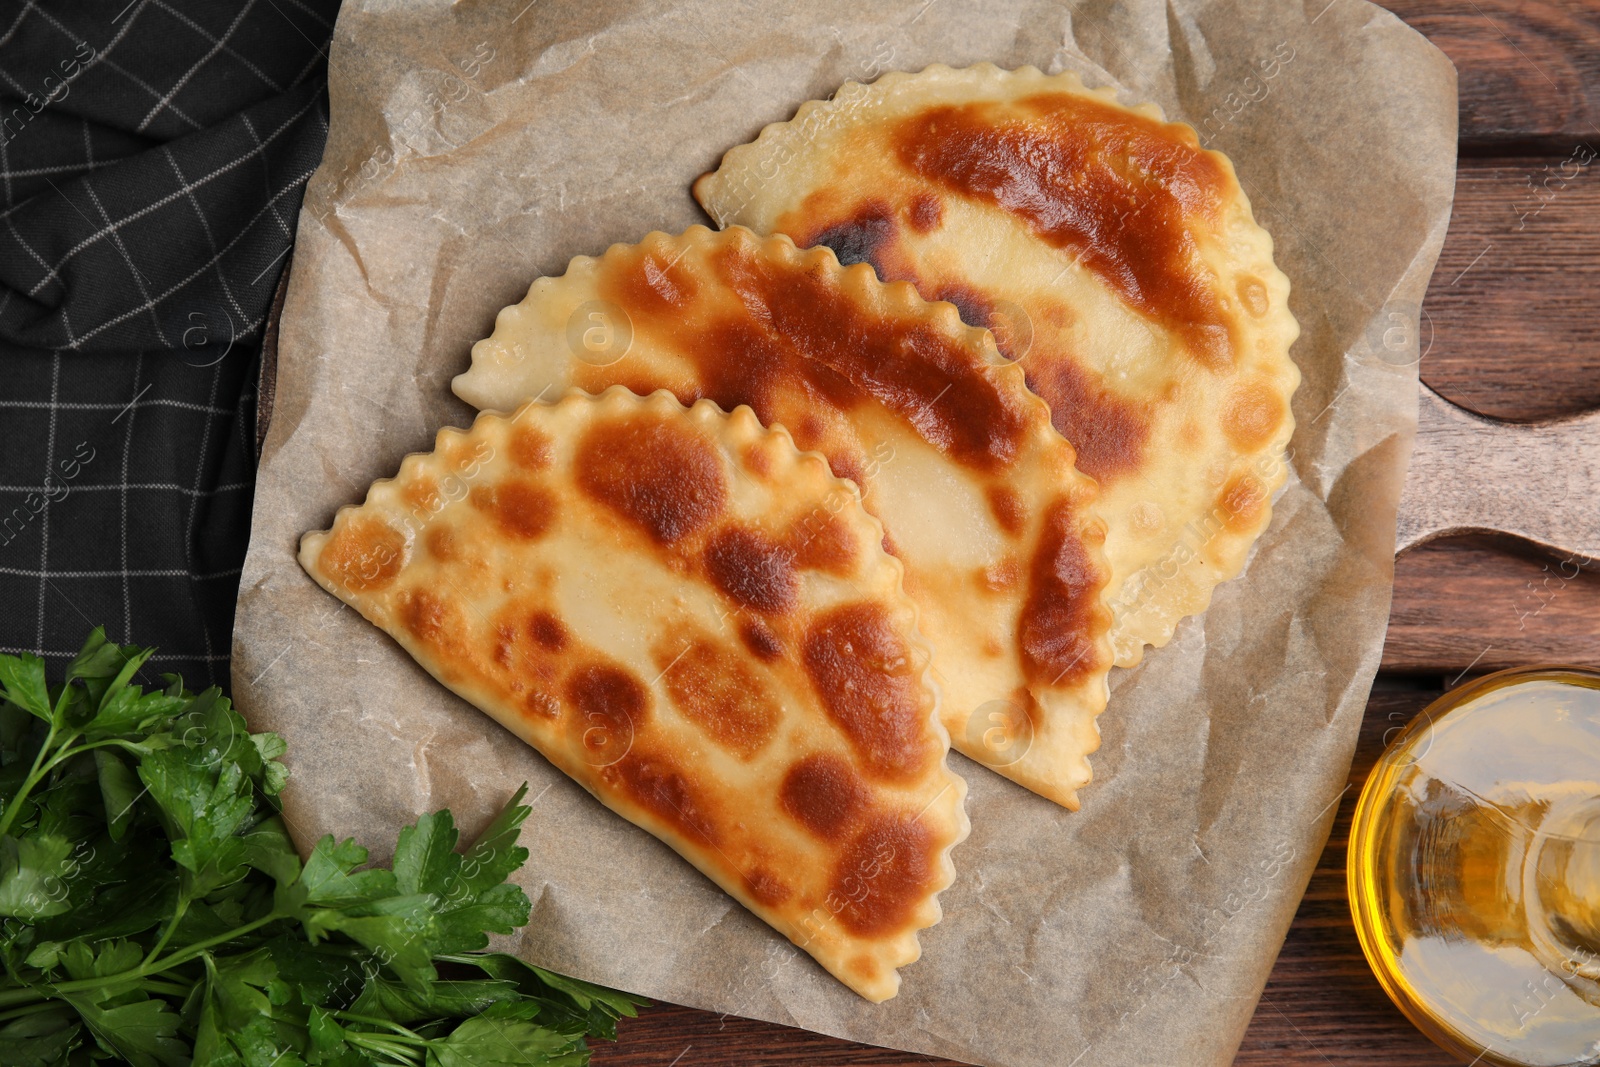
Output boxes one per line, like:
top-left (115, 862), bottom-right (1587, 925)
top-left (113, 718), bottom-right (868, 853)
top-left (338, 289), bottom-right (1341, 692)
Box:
top-left (1399, 383), bottom-right (1600, 564)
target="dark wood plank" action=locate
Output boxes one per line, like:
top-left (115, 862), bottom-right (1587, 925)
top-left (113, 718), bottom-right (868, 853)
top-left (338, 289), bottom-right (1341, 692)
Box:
top-left (1234, 690), bottom-right (1463, 1065)
top-left (1387, 0), bottom-right (1600, 151)
top-left (589, 1003), bottom-right (957, 1067)
top-left (1383, 536), bottom-right (1600, 675)
top-left (1419, 157), bottom-right (1600, 422)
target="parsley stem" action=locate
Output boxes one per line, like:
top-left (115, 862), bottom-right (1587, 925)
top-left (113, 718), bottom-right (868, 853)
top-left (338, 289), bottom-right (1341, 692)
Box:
top-left (0, 987), bottom-right (46, 1009)
top-left (143, 896), bottom-right (190, 966)
top-left (333, 1012), bottom-right (433, 1065)
top-left (0, 735), bottom-right (156, 837)
top-left (53, 737), bottom-right (147, 762)
top-left (330, 1009), bottom-right (428, 1036)
top-left (0, 680), bottom-right (83, 837)
top-left (138, 910), bottom-right (285, 974)
top-left (0, 911), bottom-right (286, 1008)
top-left (137, 978), bottom-right (193, 997)
top-left (343, 1030), bottom-right (425, 1063)
top-left (0, 724), bottom-right (63, 838)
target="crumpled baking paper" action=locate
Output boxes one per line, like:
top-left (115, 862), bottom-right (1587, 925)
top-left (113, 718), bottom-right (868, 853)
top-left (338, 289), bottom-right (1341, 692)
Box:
top-left (231, 2), bottom-right (1457, 1064)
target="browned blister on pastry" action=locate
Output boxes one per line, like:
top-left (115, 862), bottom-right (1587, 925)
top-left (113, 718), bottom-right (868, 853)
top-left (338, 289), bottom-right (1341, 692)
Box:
top-left (299, 389), bottom-right (968, 1002)
top-left (694, 64), bottom-right (1301, 667)
top-left (453, 226), bottom-right (1115, 809)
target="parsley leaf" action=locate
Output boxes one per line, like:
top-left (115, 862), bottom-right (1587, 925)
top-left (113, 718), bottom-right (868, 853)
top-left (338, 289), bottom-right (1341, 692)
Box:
top-left (0, 654), bottom-right (50, 723)
top-left (0, 629), bottom-right (644, 1066)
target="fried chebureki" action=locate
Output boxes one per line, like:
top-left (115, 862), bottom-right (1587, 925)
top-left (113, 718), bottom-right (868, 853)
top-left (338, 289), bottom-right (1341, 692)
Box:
top-left (299, 390), bottom-right (968, 1002)
top-left (694, 64), bottom-right (1301, 667)
top-left (453, 226), bottom-right (1115, 809)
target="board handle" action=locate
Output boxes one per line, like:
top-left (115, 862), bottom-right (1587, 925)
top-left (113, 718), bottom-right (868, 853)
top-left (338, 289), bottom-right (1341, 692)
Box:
top-left (1396, 382), bottom-right (1600, 563)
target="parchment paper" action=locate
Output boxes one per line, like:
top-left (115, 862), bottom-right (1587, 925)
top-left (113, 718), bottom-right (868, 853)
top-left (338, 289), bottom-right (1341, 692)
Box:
top-left (231, 2), bottom-right (1457, 1064)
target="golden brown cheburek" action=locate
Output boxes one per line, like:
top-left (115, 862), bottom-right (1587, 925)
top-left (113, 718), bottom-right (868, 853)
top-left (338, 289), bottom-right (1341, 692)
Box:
top-left (694, 64), bottom-right (1302, 667)
top-left (299, 390), bottom-right (968, 1002)
top-left (453, 226), bottom-right (1116, 809)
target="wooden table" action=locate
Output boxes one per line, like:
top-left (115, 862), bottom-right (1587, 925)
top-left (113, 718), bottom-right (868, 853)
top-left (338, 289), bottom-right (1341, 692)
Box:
top-left (587, 2), bottom-right (1600, 1064)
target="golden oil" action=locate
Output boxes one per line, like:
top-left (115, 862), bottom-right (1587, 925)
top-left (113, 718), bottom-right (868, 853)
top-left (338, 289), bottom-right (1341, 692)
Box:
top-left (1350, 667), bottom-right (1600, 1066)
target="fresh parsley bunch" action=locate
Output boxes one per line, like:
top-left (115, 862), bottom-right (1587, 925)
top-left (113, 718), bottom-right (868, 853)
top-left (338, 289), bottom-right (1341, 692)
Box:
top-left (0, 629), bottom-right (641, 1066)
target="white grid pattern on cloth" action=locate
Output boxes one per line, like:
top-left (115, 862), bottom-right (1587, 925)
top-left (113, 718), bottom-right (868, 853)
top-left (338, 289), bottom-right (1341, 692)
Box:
top-left (184, 359), bottom-right (224, 668)
top-left (83, 183), bottom-right (172, 347)
top-left (136, 0), bottom-right (273, 131)
top-left (64, 156), bottom-right (322, 347)
top-left (117, 351), bottom-right (141, 640)
top-left (35, 348), bottom-right (56, 650)
top-left (0, 646), bottom-right (231, 662)
top-left (0, 482), bottom-right (252, 494)
top-left (0, 398), bottom-right (235, 412)
top-left (0, 0), bottom-right (336, 357)
top-left (163, 144), bottom-right (250, 327)
top-left (0, 568), bottom-right (244, 579)
top-left (0, 0), bottom-right (338, 688)
top-left (19, 91), bottom-right (321, 299)
top-left (34, 0), bottom-right (203, 132)
top-left (0, 346), bottom-right (261, 689)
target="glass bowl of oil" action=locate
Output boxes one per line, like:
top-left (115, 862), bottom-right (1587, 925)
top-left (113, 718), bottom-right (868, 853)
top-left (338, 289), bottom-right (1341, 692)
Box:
top-left (1349, 666), bottom-right (1600, 1066)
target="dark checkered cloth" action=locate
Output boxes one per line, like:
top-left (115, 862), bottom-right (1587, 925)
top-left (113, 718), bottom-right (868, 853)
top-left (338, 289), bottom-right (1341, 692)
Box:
top-left (0, 0), bottom-right (338, 689)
